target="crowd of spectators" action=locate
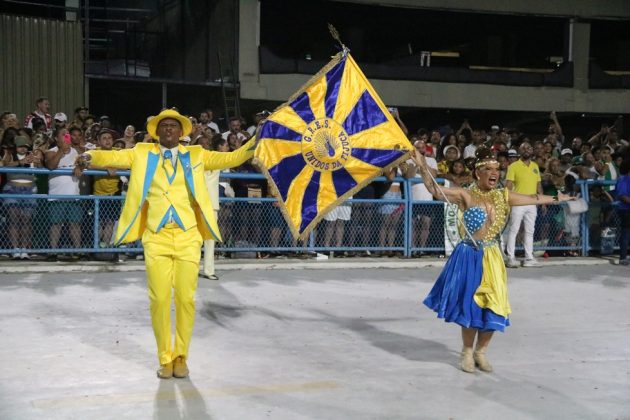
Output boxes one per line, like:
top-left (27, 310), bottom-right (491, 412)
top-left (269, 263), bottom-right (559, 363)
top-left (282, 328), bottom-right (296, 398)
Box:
top-left (1, 97), bottom-right (629, 261)
top-left (379, 110), bottom-right (630, 259)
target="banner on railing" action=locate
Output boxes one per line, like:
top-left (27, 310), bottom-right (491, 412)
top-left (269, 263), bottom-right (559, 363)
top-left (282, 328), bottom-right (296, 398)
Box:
top-left (444, 203), bottom-right (461, 256)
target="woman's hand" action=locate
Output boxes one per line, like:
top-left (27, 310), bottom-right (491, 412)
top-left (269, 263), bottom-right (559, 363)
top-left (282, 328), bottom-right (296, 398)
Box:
top-left (2, 149), bottom-right (13, 164)
top-left (73, 153), bottom-right (91, 176)
top-left (411, 150), bottom-right (427, 170)
top-left (21, 153), bottom-right (35, 165)
top-left (557, 191), bottom-right (575, 202)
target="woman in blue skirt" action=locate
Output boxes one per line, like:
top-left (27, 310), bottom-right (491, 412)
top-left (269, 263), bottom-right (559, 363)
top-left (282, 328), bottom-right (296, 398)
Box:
top-left (412, 147), bottom-right (573, 373)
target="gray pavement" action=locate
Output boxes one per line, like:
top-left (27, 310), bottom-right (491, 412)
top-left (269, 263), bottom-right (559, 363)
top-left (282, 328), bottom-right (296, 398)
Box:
top-left (0, 263), bottom-right (629, 419)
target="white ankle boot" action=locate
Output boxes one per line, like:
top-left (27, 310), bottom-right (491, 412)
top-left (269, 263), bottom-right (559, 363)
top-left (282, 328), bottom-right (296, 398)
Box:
top-left (460, 346), bottom-right (475, 373)
top-left (473, 347), bottom-right (493, 372)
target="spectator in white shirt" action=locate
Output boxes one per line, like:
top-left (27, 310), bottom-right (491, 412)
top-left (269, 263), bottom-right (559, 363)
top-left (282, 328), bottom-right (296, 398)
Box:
top-left (45, 128), bottom-right (83, 259)
top-left (404, 138), bottom-right (438, 255)
top-left (199, 109), bottom-right (220, 134)
top-left (463, 129), bottom-right (484, 159)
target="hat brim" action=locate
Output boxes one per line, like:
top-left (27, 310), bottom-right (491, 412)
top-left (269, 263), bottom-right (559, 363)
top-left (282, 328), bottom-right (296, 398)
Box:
top-left (147, 109), bottom-right (193, 140)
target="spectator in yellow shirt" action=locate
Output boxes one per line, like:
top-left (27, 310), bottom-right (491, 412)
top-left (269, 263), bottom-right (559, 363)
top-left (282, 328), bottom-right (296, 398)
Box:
top-left (505, 142), bottom-right (543, 268)
top-left (92, 129), bottom-right (122, 248)
top-left (437, 145), bottom-right (461, 175)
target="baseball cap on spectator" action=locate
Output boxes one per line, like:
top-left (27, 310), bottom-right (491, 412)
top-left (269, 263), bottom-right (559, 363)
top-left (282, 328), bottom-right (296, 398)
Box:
top-left (507, 149), bottom-right (518, 157)
top-left (561, 148), bottom-right (573, 156)
top-left (180, 135), bottom-right (191, 144)
top-left (97, 128), bottom-right (119, 139)
top-left (14, 135), bottom-right (31, 148)
top-left (572, 155), bottom-right (584, 165)
top-left (256, 110), bottom-right (271, 117)
top-left (491, 125), bottom-right (500, 132)
top-left (54, 112), bottom-right (67, 122)
top-left (75, 106), bottom-right (88, 113)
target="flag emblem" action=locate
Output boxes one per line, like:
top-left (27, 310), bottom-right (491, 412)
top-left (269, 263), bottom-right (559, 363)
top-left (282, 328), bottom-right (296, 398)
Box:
top-left (254, 52), bottom-right (412, 240)
top-left (302, 118), bottom-right (351, 172)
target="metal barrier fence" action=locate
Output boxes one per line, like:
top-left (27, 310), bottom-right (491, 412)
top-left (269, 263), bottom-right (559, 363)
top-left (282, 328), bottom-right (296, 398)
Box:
top-left (0, 167), bottom-right (623, 258)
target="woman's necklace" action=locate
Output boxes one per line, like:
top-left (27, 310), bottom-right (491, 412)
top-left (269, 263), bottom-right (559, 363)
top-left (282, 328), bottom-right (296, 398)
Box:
top-left (470, 184), bottom-right (509, 240)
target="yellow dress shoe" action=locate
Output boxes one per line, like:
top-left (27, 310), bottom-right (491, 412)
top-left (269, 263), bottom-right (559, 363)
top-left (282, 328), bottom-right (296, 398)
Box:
top-left (173, 356), bottom-right (189, 378)
top-left (157, 361), bottom-right (173, 379)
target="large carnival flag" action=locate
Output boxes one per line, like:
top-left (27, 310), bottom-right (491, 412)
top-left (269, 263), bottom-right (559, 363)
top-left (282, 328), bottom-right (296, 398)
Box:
top-left (254, 50), bottom-right (413, 240)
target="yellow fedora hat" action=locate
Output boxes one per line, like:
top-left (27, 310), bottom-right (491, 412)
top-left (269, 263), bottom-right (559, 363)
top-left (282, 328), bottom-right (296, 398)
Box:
top-left (147, 108), bottom-right (192, 140)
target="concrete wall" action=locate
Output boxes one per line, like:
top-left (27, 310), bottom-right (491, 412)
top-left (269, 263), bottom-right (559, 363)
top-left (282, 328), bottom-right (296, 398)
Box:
top-left (238, 0), bottom-right (630, 114)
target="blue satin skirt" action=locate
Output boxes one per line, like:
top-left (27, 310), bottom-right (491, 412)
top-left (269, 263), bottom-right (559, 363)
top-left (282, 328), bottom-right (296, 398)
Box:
top-left (423, 241), bottom-right (510, 332)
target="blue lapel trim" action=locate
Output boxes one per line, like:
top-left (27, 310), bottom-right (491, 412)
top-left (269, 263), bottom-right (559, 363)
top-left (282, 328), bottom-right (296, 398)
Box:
top-left (115, 149), bottom-right (161, 245)
top-left (144, 151), bottom-right (161, 198)
top-left (179, 150), bottom-right (195, 197)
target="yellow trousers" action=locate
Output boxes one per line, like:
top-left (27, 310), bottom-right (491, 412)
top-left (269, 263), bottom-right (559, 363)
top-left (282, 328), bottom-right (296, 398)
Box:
top-left (142, 224), bottom-right (202, 365)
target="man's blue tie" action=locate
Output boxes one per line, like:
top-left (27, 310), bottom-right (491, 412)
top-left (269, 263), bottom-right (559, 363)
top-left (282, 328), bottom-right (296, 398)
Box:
top-left (163, 150), bottom-right (174, 178)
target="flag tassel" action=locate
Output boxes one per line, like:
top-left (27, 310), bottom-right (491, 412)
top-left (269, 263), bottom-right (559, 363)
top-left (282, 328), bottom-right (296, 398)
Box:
top-left (328, 23), bottom-right (348, 55)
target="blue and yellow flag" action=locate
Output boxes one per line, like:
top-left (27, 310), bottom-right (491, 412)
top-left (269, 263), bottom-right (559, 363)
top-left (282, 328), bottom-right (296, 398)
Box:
top-left (254, 51), bottom-right (413, 240)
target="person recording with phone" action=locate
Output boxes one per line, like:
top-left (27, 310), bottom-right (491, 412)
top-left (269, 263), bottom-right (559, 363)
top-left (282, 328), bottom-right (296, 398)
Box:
top-left (2, 135), bottom-right (41, 259)
top-left (388, 107), bottom-right (408, 136)
top-left (45, 128), bottom-right (83, 259)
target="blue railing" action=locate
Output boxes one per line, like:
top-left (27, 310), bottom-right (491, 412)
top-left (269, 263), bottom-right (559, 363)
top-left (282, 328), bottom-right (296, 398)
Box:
top-left (0, 167), bottom-right (622, 257)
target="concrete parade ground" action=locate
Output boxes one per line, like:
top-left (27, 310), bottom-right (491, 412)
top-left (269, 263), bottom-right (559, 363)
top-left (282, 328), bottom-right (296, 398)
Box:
top-left (0, 261), bottom-right (628, 419)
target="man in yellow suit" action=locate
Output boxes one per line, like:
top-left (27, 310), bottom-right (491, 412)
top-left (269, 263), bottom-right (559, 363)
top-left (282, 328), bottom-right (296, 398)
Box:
top-left (76, 109), bottom-right (257, 379)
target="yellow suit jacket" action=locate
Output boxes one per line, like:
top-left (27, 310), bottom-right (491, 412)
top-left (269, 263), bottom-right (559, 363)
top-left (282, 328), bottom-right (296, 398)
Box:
top-left (87, 139), bottom-right (255, 244)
